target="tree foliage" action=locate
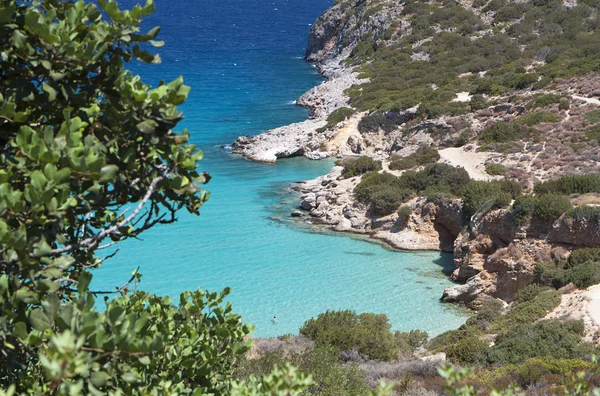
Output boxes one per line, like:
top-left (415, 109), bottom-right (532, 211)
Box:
top-left (0, 1), bottom-right (308, 394)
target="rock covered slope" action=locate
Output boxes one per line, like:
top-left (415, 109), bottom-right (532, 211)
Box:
top-left (233, 0), bottom-right (600, 309)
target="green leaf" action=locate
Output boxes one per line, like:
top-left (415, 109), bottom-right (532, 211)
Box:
top-left (78, 271), bottom-right (92, 293)
top-left (138, 355), bottom-right (151, 365)
top-left (99, 165), bottom-right (119, 182)
top-left (90, 371), bottom-right (110, 387)
top-left (13, 322), bottom-right (28, 340)
top-left (0, 219), bottom-right (8, 241)
top-left (16, 288), bottom-right (37, 304)
top-left (149, 40), bottom-right (164, 48)
top-left (121, 372), bottom-right (139, 383)
top-left (136, 119), bottom-right (157, 134)
top-left (29, 308), bottom-right (51, 331)
top-left (42, 83), bottom-right (56, 102)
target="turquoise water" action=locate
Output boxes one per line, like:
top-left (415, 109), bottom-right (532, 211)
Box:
top-left (92, 0), bottom-right (468, 337)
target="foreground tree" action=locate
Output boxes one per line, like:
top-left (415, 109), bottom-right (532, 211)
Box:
top-left (0, 1), bottom-right (311, 393)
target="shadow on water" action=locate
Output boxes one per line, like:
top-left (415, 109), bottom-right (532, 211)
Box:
top-left (432, 253), bottom-right (457, 277)
top-left (343, 251), bottom-right (377, 257)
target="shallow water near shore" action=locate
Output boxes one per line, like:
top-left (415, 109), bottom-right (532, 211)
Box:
top-left (92, 0), bottom-right (469, 337)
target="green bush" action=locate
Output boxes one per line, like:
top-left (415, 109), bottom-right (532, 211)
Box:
top-left (370, 187), bottom-right (413, 216)
top-left (341, 156), bottom-right (382, 178)
top-left (469, 94), bottom-right (488, 110)
top-left (429, 326), bottom-right (481, 352)
top-left (585, 109), bottom-right (600, 125)
top-left (480, 121), bottom-right (530, 143)
top-left (397, 205), bottom-right (412, 226)
top-left (564, 205), bottom-right (600, 222)
top-left (299, 310), bottom-right (399, 361)
top-left (446, 336), bottom-right (489, 366)
top-left (532, 193), bottom-right (572, 222)
top-left (527, 94), bottom-right (563, 110)
top-left (567, 248), bottom-right (600, 268)
top-left (512, 195), bottom-right (537, 226)
top-left (534, 174), bottom-right (600, 195)
top-left (559, 98), bottom-right (571, 111)
top-left (236, 345), bottom-right (370, 396)
top-left (511, 194), bottom-right (571, 226)
top-left (485, 164), bottom-right (508, 175)
top-left (460, 179), bottom-right (521, 220)
top-left (354, 172), bottom-right (412, 216)
top-left (515, 284), bottom-right (550, 303)
top-left (389, 146), bottom-right (440, 171)
top-left (533, 260), bottom-right (562, 286)
top-left (357, 112), bottom-right (397, 133)
top-left (322, 107), bottom-right (355, 130)
top-left (466, 297), bottom-right (505, 330)
top-left (501, 290), bottom-right (562, 326)
top-left (517, 111), bottom-right (561, 126)
top-left (398, 163), bottom-right (471, 196)
top-left (394, 329), bottom-right (429, 353)
top-left (554, 261), bottom-right (600, 289)
top-left (488, 320), bottom-right (593, 364)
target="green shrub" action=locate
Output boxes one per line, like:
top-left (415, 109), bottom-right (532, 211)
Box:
top-left (429, 326), bottom-right (480, 352)
top-left (389, 145), bottom-right (440, 170)
top-left (354, 172), bottom-right (412, 216)
top-left (480, 121), bottom-right (529, 143)
top-left (585, 109), bottom-right (600, 125)
top-left (485, 164), bottom-right (508, 175)
top-left (527, 94), bottom-right (563, 110)
top-left (236, 345), bottom-right (370, 396)
top-left (469, 94), bottom-right (488, 110)
top-left (341, 156), bottom-right (382, 178)
top-left (533, 260), bottom-right (562, 286)
top-left (501, 290), bottom-right (562, 326)
top-left (446, 336), bottom-right (489, 366)
top-left (299, 310), bottom-right (399, 361)
top-left (534, 174), bottom-right (600, 195)
top-left (564, 206), bottom-right (600, 222)
top-left (394, 329), bottom-right (429, 353)
top-left (559, 98), bottom-right (571, 111)
top-left (397, 205), bottom-right (412, 226)
top-left (466, 297), bottom-right (505, 330)
top-left (567, 248), bottom-right (600, 268)
top-left (398, 163), bottom-right (471, 196)
top-left (461, 179), bottom-right (521, 220)
top-left (517, 111), bottom-right (561, 126)
top-left (370, 187), bottom-right (413, 216)
top-left (554, 261), bottom-right (600, 289)
top-left (357, 112), bottom-right (397, 133)
top-left (532, 194), bottom-right (572, 222)
top-left (488, 320), bottom-right (592, 364)
top-left (512, 195), bottom-right (537, 226)
top-left (323, 107), bottom-right (355, 130)
top-left (515, 284), bottom-right (550, 303)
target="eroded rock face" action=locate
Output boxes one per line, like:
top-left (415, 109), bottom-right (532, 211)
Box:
top-left (549, 216), bottom-right (600, 247)
top-left (443, 209), bottom-right (600, 307)
top-left (306, 0), bottom-right (403, 63)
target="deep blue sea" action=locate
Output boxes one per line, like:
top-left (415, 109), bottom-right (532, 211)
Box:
top-left (93, 0), bottom-right (468, 337)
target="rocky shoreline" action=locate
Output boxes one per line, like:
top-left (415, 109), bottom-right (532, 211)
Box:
top-left (231, 52), bottom-right (365, 163)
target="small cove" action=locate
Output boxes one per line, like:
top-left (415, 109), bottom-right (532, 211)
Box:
top-left (92, 0), bottom-right (469, 337)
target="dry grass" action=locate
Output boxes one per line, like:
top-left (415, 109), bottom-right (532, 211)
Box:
top-left (571, 193), bottom-right (600, 206)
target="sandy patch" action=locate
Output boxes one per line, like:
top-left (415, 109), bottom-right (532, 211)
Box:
top-left (452, 91), bottom-right (472, 102)
top-left (572, 95), bottom-right (600, 106)
top-left (546, 286), bottom-right (600, 343)
top-left (438, 147), bottom-right (494, 181)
